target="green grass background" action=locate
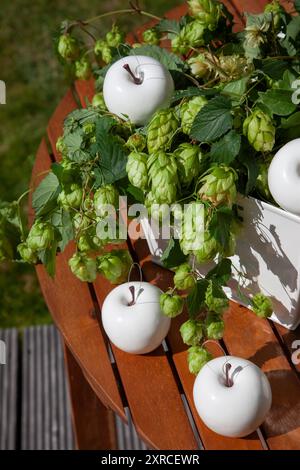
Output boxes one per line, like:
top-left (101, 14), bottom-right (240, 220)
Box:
top-left (0, 0), bottom-right (182, 328)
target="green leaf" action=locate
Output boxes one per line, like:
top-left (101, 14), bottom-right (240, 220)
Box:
top-left (281, 16), bottom-right (300, 56)
top-left (187, 279), bottom-right (209, 318)
top-left (51, 208), bottom-right (74, 252)
top-left (237, 142), bottom-right (259, 195)
top-left (255, 58), bottom-right (289, 80)
top-left (206, 258), bottom-right (232, 285)
top-left (210, 130), bottom-right (241, 165)
top-left (221, 77), bottom-right (249, 103)
top-left (161, 237), bottom-right (188, 269)
top-left (93, 123), bottom-right (128, 186)
top-left (38, 240), bottom-right (58, 278)
top-left (125, 184), bottom-right (145, 204)
top-left (32, 172), bottom-right (61, 217)
top-left (258, 89), bottom-right (296, 116)
top-left (172, 87), bottom-right (217, 103)
top-left (129, 45), bottom-right (186, 71)
top-left (155, 18), bottom-right (181, 37)
top-left (208, 207), bottom-right (233, 249)
top-left (190, 96), bottom-right (233, 143)
top-left (281, 112), bottom-right (300, 139)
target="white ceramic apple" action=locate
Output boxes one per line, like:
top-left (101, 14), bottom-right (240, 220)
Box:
top-left (193, 356), bottom-right (272, 438)
top-left (103, 55), bottom-right (174, 125)
top-left (268, 139), bottom-right (300, 216)
top-left (101, 281), bottom-right (171, 354)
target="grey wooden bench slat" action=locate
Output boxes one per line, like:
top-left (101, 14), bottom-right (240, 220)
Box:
top-left (0, 328), bottom-right (18, 450)
top-left (1, 324), bottom-right (148, 450)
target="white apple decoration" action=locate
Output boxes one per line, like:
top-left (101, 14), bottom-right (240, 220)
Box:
top-left (103, 55), bottom-right (174, 125)
top-left (101, 281), bottom-right (171, 354)
top-left (268, 138), bottom-right (300, 216)
top-left (193, 356), bottom-right (272, 438)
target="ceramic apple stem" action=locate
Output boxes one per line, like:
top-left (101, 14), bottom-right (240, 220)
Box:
top-left (123, 64), bottom-right (143, 85)
top-left (128, 285), bottom-right (136, 306)
top-left (224, 363), bottom-right (234, 388)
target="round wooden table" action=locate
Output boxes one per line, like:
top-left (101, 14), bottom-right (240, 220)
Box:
top-left (30, 1), bottom-right (300, 450)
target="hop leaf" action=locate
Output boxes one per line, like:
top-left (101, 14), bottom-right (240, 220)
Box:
top-left (180, 319), bottom-right (203, 346)
top-left (251, 293), bottom-right (273, 318)
top-left (205, 280), bottom-right (229, 314)
top-left (187, 346), bottom-right (212, 374)
top-left (160, 292), bottom-right (184, 318)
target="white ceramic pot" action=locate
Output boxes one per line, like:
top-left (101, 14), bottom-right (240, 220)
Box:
top-left (193, 356), bottom-right (272, 438)
top-left (101, 281), bottom-right (171, 354)
top-left (141, 195), bottom-right (300, 330)
top-left (103, 55), bottom-right (174, 125)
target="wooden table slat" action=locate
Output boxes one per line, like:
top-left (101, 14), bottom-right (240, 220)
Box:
top-left (31, 141), bottom-right (125, 420)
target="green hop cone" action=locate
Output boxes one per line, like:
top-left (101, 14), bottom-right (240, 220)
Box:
top-left (94, 40), bottom-right (112, 64)
top-left (180, 201), bottom-right (205, 255)
top-left (143, 28), bottom-right (160, 45)
top-left (105, 25), bottom-right (125, 48)
top-left (75, 56), bottom-right (91, 80)
top-left (17, 242), bottom-right (38, 264)
top-left (72, 212), bottom-right (92, 232)
top-left (174, 143), bottom-right (202, 186)
top-left (180, 96), bottom-right (208, 135)
top-left (27, 221), bottom-right (54, 251)
top-left (126, 152), bottom-right (149, 191)
top-left (147, 151), bottom-right (178, 204)
top-left (68, 252), bottom-right (97, 282)
top-left (147, 109), bottom-right (179, 154)
top-left (57, 34), bottom-right (80, 61)
top-left (92, 93), bottom-right (106, 110)
top-left (97, 250), bottom-right (132, 285)
top-left (94, 185), bottom-right (119, 218)
top-left (160, 292), bottom-right (184, 318)
top-left (144, 191), bottom-right (171, 221)
top-left (174, 263), bottom-right (196, 292)
top-left (243, 109), bottom-right (275, 153)
top-left (180, 320), bottom-right (203, 346)
top-left (126, 133), bottom-right (146, 152)
top-left (205, 313), bottom-right (225, 340)
top-left (173, 20), bottom-right (206, 54)
top-left (188, 54), bottom-right (210, 79)
top-left (56, 136), bottom-right (68, 156)
top-left (188, 0), bottom-right (222, 31)
top-left (251, 293), bottom-right (273, 319)
top-left (77, 234), bottom-right (96, 254)
top-left (58, 184), bottom-right (83, 210)
top-left (205, 280), bottom-right (229, 314)
top-left (171, 35), bottom-right (190, 55)
top-left (219, 55), bottom-right (253, 81)
top-left (198, 165), bottom-right (237, 207)
top-left (195, 230), bottom-right (219, 263)
top-left (187, 346), bottom-right (212, 375)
